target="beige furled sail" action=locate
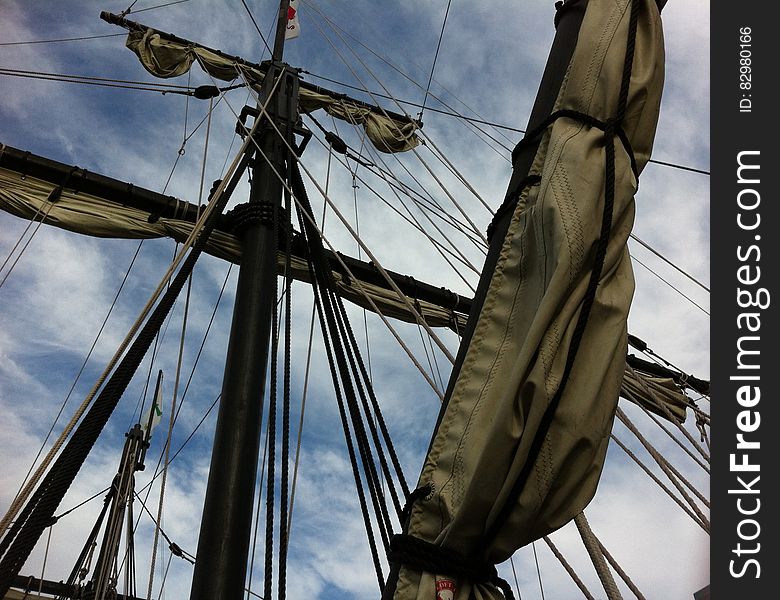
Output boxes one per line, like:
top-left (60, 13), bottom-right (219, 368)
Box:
top-left (390, 0), bottom-right (665, 598)
top-left (0, 151), bottom-right (691, 418)
top-left (124, 28), bottom-right (420, 153)
top-left (621, 365), bottom-right (689, 423)
top-left (0, 164), bottom-right (462, 331)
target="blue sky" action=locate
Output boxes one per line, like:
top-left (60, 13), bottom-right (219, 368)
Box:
top-left (0, 1), bottom-right (709, 598)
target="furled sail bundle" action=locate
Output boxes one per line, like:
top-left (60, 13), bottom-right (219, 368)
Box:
top-left (0, 157), bottom-right (462, 331)
top-left (0, 145), bottom-right (695, 417)
top-left (114, 21), bottom-right (420, 153)
top-left (387, 0), bottom-right (665, 598)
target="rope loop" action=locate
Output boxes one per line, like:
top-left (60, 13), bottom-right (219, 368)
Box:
top-left (400, 484), bottom-right (432, 525)
top-left (225, 201), bottom-right (283, 234)
top-left (389, 535), bottom-right (515, 600)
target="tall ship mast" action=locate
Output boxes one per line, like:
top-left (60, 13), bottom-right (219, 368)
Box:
top-left (0, 1), bottom-right (709, 598)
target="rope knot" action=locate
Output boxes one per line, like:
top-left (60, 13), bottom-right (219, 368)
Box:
top-left (604, 117), bottom-right (618, 138)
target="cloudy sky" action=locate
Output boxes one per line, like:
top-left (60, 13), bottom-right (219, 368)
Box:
top-left (0, 1), bottom-right (709, 599)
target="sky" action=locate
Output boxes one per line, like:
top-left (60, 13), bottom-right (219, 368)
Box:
top-left (0, 1), bottom-right (709, 599)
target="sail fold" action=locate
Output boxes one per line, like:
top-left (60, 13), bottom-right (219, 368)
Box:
top-left (392, 0), bottom-right (665, 598)
top-left (125, 29), bottom-right (420, 153)
top-left (0, 166), bottom-right (461, 331)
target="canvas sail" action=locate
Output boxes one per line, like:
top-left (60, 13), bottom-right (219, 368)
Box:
top-left (389, 0), bottom-right (665, 597)
top-left (0, 145), bottom-right (692, 419)
top-left (0, 161), bottom-right (463, 331)
top-left (117, 24), bottom-right (420, 153)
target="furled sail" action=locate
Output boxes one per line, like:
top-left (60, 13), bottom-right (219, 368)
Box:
top-left (0, 141), bottom-right (696, 422)
top-left (0, 161), bottom-right (462, 331)
top-left (104, 16), bottom-right (420, 154)
top-left (388, 0), bottom-right (665, 598)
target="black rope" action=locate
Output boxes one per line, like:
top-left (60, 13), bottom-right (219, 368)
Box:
top-left (278, 107), bottom-right (296, 600)
top-left (291, 162), bottom-right (386, 591)
top-left (335, 297), bottom-right (410, 508)
top-left (0, 151), bottom-right (252, 598)
top-left (225, 201), bottom-right (278, 233)
top-left (482, 0), bottom-right (643, 551)
top-left (418, 0), bottom-right (453, 119)
top-left (335, 299), bottom-right (397, 549)
top-left (263, 190), bottom-right (280, 600)
top-left (400, 485), bottom-right (432, 526)
top-left (487, 175), bottom-right (541, 241)
top-left (493, 106), bottom-right (639, 242)
top-left (389, 535), bottom-right (515, 600)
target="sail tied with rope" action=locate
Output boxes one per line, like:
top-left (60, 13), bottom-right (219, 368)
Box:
top-left (388, 0), bottom-right (666, 597)
top-left (113, 18), bottom-right (420, 154)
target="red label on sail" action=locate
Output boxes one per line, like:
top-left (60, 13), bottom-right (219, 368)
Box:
top-left (285, 0), bottom-right (300, 39)
top-left (435, 578), bottom-right (456, 600)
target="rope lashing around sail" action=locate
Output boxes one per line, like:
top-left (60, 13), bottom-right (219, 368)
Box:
top-left (487, 108), bottom-right (639, 242)
top-left (0, 150), bottom-right (252, 598)
top-left (388, 535), bottom-right (516, 600)
top-left (481, 0), bottom-right (643, 551)
top-left (391, 486), bottom-right (517, 598)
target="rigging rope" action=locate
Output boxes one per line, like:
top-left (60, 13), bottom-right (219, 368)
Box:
top-left (287, 149), bottom-right (332, 543)
top-left (305, 10), bottom-right (490, 245)
top-left (147, 89), bottom-right (211, 599)
top-left (1, 239), bottom-right (141, 532)
top-left (532, 542), bottom-right (546, 600)
top-left (305, 110), bottom-right (488, 262)
top-left (596, 538), bottom-right (646, 600)
top-left (146, 280), bottom-right (189, 600)
top-left (1, 80), bottom-right (232, 542)
top-left (302, 0), bottom-right (518, 153)
top-left (291, 156), bottom-right (417, 591)
top-left (418, 0), bottom-right (453, 120)
top-left (509, 556), bottom-right (523, 600)
top-left (0, 196), bottom-right (50, 286)
top-left (616, 409), bottom-right (710, 518)
top-left (0, 201), bottom-right (55, 290)
top-left (220, 75), bottom-right (458, 378)
top-left (641, 407), bottom-right (710, 473)
top-left (610, 434), bottom-right (709, 532)
top-left (247, 406), bottom-right (271, 600)
top-left (279, 104), bottom-right (296, 599)
top-left (130, 0), bottom-right (192, 15)
top-left (542, 536), bottom-right (596, 600)
top-left (0, 114), bottom-right (262, 595)
top-left (0, 33), bottom-right (126, 46)
top-left (240, 0), bottom-right (273, 56)
top-left (630, 234), bottom-right (709, 292)
top-left (632, 256), bottom-right (709, 315)
top-left (0, 68), bottom-right (194, 95)
top-left (574, 513), bottom-right (622, 600)
top-left (0, 241), bottom-right (140, 536)
top-left (356, 133), bottom-right (486, 270)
